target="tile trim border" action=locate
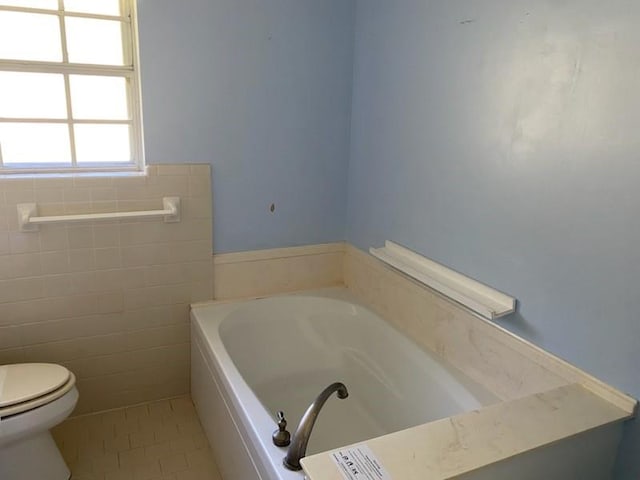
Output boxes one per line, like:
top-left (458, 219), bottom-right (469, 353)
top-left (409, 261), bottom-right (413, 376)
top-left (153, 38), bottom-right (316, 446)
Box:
top-left (212, 242), bottom-right (345, 300)
top-left (213, 242), bottom-right (345, 265)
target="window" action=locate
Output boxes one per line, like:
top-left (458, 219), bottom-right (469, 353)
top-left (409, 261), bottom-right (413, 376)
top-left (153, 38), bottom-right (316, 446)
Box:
top-left (0, 0), bottom-right (143, 173)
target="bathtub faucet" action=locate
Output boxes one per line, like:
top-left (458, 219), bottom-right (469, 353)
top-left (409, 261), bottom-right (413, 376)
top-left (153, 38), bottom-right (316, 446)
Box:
top-left (283, 382), bottom-right (349, 471)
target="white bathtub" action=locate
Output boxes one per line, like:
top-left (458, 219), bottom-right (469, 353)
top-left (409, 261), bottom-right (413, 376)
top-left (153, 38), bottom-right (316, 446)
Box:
top-left (190, 289), bottom-right (497, 480)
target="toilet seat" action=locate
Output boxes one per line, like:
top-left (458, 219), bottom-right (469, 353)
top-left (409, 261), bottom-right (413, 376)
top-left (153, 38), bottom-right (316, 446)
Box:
top-left (0, 364), bottom-right (76, 418)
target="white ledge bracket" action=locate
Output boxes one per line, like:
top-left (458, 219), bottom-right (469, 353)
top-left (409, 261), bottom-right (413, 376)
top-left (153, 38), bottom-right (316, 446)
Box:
top-left (17, 196), bottom-right (181, 232)
top-left (370, 241), bottom-right (516, 320)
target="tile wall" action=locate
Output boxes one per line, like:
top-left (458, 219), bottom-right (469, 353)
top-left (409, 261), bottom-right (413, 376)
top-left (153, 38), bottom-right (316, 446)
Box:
top-left (0, 164), bottom-right (213, 414)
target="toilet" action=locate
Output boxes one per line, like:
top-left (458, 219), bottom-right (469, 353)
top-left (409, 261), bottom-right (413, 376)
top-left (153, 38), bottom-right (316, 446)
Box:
top-left (0, 363), bottom-right (79, 480)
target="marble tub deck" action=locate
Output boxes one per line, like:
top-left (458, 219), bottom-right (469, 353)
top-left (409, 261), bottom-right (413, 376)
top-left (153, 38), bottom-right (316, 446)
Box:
top-left (301, 383), bottom-right (634, 480)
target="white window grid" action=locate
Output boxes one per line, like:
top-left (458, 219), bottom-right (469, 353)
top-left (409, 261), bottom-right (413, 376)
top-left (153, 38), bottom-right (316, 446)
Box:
top-left (0, 0), bottom-right (144, 173)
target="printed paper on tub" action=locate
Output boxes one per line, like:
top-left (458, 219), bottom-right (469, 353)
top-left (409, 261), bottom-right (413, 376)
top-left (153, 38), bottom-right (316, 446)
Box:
top-left (331, 444), bottom-right (392, 480)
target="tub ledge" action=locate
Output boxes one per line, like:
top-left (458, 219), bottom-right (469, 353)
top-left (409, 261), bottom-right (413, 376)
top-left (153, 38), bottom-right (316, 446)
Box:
top-left (301, 383), bottom-right (636, 480)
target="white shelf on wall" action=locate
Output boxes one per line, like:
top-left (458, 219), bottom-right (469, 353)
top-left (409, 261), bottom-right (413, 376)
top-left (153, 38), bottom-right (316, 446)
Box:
top-left (369, 241), bottom-right (516, 320)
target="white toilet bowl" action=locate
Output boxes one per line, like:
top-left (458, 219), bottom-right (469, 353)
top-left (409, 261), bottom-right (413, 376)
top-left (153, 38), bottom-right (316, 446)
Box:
top-left (0, 363), bottom-right (79, 480)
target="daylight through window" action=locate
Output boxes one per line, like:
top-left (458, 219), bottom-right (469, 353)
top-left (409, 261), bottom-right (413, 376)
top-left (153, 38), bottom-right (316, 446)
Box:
top-left (0, 0), bottom-right (143, 172)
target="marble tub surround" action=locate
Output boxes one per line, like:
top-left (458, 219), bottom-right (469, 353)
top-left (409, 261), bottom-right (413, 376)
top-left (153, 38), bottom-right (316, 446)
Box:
top-left (301, 383), bottom-right (631, 480)
top-left (344, 245), bottom-right (637, 414)
top-left (314, 244), bottom-right (637, 480)
top-left (212, 242), bottom-right (344, 300)
top-left (0, 164), bottom-right (213, 414)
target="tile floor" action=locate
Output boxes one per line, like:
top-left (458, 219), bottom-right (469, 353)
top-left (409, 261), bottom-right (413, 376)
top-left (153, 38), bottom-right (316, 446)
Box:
top-left (52, 396), bottom-right (222, 480)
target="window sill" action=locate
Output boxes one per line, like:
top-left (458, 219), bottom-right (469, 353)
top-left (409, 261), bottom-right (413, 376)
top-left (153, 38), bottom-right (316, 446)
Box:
top-left (0, 167), bottom-right (147, 180)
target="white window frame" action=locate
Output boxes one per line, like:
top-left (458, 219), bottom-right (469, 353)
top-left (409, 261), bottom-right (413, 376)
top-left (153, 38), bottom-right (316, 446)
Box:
top-left (0, 0), bottom-right (144, 174)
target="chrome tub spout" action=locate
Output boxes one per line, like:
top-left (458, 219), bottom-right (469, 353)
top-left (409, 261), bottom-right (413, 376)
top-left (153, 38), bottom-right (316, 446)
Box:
top-left (283, 382), bottom-right (349, 471)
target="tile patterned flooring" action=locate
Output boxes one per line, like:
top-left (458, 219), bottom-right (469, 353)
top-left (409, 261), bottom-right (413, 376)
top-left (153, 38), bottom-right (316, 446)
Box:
top-left (52, 396), bottom-right (222, 480)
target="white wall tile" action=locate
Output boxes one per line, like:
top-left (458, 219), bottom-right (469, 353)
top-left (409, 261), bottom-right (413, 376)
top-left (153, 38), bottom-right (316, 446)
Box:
top-left (94, 248), bottom-right (122, 270)
top-left (8, 232), bottom-right (40, 254)
top-left (0, 233), bottom-right (9, 255)
top-left (0, 164), bottom-right (213, 414)
top-left (40, 227), bottom-right (70, 251)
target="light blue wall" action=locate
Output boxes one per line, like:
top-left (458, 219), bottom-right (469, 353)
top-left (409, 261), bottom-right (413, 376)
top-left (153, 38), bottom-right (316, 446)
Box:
top-left (135, 0), bottom-right (637, 473)
top-left (346, 1), bottom-right (640, 477)
top-left (136, 0), bottom-right (355, 253)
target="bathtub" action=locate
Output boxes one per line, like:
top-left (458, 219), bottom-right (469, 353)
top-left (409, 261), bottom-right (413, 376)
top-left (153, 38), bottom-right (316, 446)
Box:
top-left (190, 288), bottom-right (497, 480)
